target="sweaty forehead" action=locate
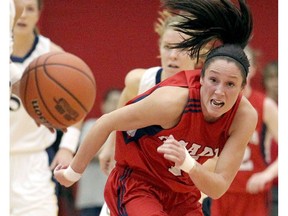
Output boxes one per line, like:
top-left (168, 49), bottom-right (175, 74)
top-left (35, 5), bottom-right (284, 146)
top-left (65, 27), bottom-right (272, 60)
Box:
top-left (162, 29), bottom-right (188, 42)
top-left (22, 0), bottom-right (37, 6)
top-left (206, 59), bottom-right (242, 79)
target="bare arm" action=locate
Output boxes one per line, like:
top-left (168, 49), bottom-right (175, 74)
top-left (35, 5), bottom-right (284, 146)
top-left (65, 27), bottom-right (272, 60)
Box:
top-left (117, 68), bottom-right (146, 107)
top-left (98, 68), bottom-right (146, 175)
top-left (246, 97), bottom-right (278, 193)
top-left (157, 97), bottom-right (258, 199)
top-left (54, 86), bottom-right (188, 186)
top-left (50, 121), bottom-right (83, 169)
top-left (263, 97), bottom-right (278, 142)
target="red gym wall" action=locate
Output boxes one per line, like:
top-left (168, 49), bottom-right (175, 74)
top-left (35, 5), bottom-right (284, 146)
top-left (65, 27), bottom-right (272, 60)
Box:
top-left (38, 0), bottom-right (278, 118)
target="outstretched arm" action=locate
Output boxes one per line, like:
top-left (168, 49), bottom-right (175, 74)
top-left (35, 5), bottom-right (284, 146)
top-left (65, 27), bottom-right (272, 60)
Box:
top-left (54, 86), bottom-right (188, 187)
top-left (50, 121), bottom-right (83, 170)
top-left (98, 68), bottom-right (145, 175)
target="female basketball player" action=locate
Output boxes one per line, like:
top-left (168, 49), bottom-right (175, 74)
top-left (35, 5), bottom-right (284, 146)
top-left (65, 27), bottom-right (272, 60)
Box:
top-left (10, 0), bottom-right (82, 215)
top-left (54, 0), bottom-right (257, 215)
top-left (263, 60), bottom-right (279, 216)
top-left (98, 10), bottom-right (207, 216)
top-left (99, 10), bottom-right (205, 177)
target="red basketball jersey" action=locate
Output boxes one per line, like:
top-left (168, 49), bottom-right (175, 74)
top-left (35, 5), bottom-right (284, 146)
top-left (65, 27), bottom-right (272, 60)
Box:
top-left (114, 70), bottom-right (242, 193)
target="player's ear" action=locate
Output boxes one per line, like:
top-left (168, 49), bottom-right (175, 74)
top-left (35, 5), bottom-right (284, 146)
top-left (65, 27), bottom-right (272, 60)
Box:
top-left (200, 76), bottom-right (204, 85)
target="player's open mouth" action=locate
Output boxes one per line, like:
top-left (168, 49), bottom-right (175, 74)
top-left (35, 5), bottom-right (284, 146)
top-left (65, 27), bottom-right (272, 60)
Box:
top-left (17, 23), bottom-right (27, 27)
top-left (168, 64), bottom-right (179, 69)
top-left (210, 99), bottom-right (224, 108)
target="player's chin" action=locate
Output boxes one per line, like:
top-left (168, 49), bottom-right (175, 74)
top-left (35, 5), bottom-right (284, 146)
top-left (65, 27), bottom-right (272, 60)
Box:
top-left (166, 67), bottom-right (180, 74)
top-left (205, 108), bottom-right (225, 121)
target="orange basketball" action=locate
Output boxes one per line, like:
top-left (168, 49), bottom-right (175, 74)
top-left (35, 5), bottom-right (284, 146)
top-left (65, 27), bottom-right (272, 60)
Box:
top-left (19, 51), bottom-right (96, 130)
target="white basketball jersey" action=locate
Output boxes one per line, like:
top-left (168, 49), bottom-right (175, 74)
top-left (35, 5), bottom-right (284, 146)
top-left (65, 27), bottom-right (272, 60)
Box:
top-left (138, 66), bottom-right (162, 94)
top-left (10, 35), bottom-right (56, 153)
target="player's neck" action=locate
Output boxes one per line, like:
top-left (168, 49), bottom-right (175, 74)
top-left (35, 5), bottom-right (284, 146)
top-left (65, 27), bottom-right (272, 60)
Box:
top-left (161, 70), bottom-right (176, 81)
top-left (12, 33), bottom-right (36, 57)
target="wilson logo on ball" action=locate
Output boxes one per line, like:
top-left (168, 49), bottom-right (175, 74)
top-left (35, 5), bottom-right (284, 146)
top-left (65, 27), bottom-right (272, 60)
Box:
top-left (31, 99), bottom-right (52, 127)
top-left (54, 98), bottom-right (79, 121)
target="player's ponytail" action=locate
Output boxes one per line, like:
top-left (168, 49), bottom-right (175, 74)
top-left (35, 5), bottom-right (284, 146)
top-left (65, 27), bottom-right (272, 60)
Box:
top-left (162, 0), bottom-right (253, 60)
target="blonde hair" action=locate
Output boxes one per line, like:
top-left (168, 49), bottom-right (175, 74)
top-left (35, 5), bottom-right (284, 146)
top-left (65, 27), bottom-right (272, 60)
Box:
top-left (154, 10), bottom-right (186, 44)
top-left (244, 45), bottom-right (261, 67)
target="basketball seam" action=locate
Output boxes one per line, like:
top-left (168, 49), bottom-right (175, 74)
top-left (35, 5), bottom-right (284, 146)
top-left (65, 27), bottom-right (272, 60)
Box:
top-left (35, 63), bottom-right (69, 127)
top-left (44, 53), bottom-right (94, 112)
top-left (27, 52), bottom-right (95, 86)
top-left (44, 63), bottom-right (95, 85)
top-left (30, 63), bottom-right (96, 86)
top-left (42, 64), bottom-right (90, 113)
top-left (35, 51), bottom-right (95, 86)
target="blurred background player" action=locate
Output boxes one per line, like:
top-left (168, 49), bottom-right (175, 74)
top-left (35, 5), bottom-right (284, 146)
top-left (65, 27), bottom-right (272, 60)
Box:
top-left (75, 88), bottom-right (121, 216)
top-left (263, 61), bottom-right (278, 104)
top-left (210, 45), bottom-right (278, 216)
top-left (263, 60), bottom-right (278, 216)
top-left (10, 0), bottom-right (82, 215)
top-left (10, 0), bottom-right (24, 87)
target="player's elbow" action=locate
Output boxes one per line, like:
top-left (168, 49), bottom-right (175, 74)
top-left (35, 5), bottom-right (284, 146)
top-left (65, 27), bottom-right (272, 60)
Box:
top-left (206, 178), bottom-right (231, 199)
top-left (208, 187), bottom-right (228, 200)
top-left (209, 189), bottom-right (226, 199)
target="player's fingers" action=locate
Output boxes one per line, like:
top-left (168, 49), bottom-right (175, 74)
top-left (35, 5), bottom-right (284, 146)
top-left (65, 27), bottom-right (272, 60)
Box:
top-left (157, 144), bottom-right (183, 161)
top-left (54, 164), bottom-right (64, 171)
top-left (163, 153), bottom-right (182, 166)
top-left (158, 142), bottom-right (182, 154)
top-left (100, 161), bottom-right (109, 176)
top-left (50, 160), bottom-right (57, 170)
top-left (164, 137), bottom-right (182, 148)
top-left (35, 121), bottom-right (40, 127)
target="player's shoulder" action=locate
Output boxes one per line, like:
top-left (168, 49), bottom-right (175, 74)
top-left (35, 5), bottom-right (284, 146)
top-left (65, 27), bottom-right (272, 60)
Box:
top-left (238, 96), bottom-right (258, 124)
top-left (38, 34), bottom-right (64, 52)
top-left (229, 96), bottom-right (258, 136)
top-left (124, 68), bottom-right (146, 86)
top-left (50, 42), bottom-right (64, 52)
top-left (126, 66), bottom-right (161, 83)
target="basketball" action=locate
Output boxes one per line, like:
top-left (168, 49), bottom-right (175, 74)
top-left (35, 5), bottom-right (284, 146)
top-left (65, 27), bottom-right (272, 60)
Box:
top-left (19, 51), bottom-right (96, 130)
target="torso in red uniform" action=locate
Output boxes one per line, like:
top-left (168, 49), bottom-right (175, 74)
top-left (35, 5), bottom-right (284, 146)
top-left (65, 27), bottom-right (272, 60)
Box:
top-left (105, 70), bottom-right (242, 216)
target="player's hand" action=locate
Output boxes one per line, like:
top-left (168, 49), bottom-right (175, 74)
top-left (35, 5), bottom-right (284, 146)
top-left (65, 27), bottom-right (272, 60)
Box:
top-left (35, 121), bottom-right (67, 133)
top-left (53, 164), bottom-right (75, 187)
top-left (50, 148), bottom-right (74, 170)
top-left (246, 171), bottom-right (272, 194)
top-left (99, 146), bottom-right (115, 176)
top-left (157, 135), bottom-right (186, 167)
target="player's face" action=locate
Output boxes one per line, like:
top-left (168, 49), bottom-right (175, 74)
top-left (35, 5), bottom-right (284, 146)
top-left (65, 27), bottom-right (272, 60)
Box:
top-left (200, 59), bottom-right (244, 121)
top-left (264, 70), bottom-right (278, 102)
top-left (160, 29), bottom-right (196, 78)
top-left (13, 0), bottom-right (40, 36)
